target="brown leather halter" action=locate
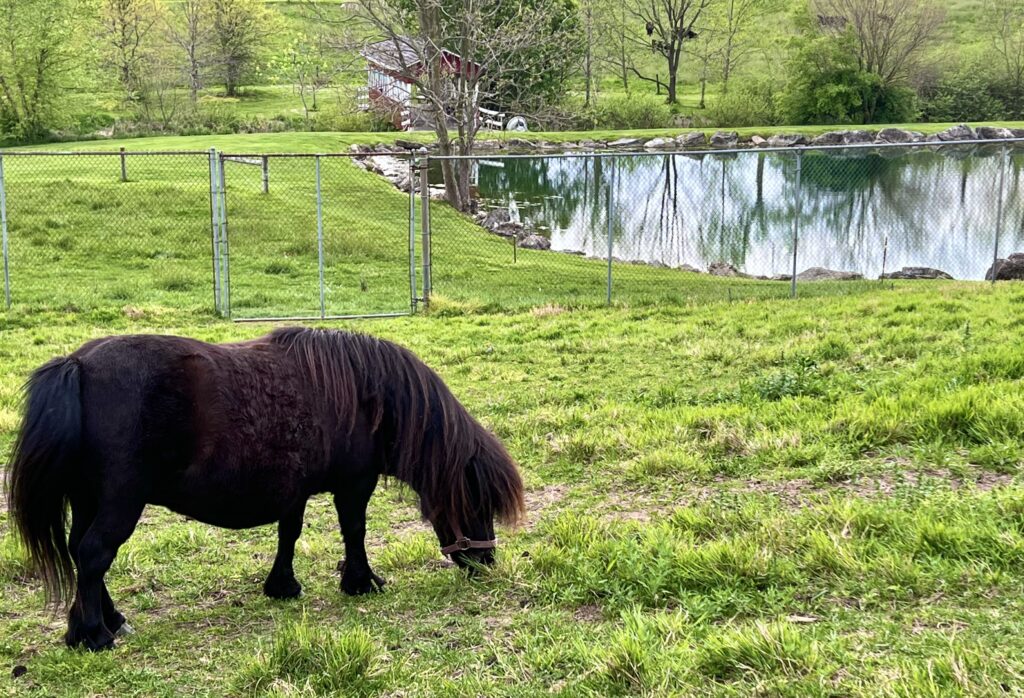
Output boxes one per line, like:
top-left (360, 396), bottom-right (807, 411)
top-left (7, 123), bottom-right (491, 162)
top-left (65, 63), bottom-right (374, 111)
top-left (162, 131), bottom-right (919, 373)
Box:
top-left (440, 526), bottom-right (497, 556)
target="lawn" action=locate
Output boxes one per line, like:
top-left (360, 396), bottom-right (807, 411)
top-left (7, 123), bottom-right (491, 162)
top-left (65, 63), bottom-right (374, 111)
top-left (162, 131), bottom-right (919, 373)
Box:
top-left (2, 282), bottom-right (1024, 696)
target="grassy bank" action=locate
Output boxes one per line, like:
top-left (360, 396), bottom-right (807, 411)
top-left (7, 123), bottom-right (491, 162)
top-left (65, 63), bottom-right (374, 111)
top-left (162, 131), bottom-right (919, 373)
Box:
top-left (2, 283), bottom-right (1024, 695)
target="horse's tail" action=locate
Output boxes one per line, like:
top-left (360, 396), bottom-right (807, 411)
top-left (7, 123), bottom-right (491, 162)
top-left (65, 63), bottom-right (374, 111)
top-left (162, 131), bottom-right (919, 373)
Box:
top-left (5, 357), bottom-right (82, 607)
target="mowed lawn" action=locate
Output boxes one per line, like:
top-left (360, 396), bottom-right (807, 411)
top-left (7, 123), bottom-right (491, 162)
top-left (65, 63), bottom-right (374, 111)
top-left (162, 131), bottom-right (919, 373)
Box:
top-left (2, 281), bottom-right (1024, 696)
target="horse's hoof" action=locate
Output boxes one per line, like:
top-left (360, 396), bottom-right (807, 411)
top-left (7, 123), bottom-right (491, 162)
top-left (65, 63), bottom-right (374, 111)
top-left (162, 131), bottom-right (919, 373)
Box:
top-left (341, 572), bottom-right (386, 596)
top-left (115, 622), bottom-right (135, 638)
top-left (264, 577), bottom-right (303, 600)
top-left (65, 626), bottom-right (116, 652)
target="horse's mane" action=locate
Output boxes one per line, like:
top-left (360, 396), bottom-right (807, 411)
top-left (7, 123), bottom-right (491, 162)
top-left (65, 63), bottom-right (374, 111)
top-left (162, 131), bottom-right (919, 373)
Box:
top-left (268, 327), bottom-right (524, 527)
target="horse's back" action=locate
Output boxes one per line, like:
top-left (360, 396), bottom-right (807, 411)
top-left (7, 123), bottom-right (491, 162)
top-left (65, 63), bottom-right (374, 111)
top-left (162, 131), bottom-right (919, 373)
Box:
top-left (70, 334), bottom-right (329, 528)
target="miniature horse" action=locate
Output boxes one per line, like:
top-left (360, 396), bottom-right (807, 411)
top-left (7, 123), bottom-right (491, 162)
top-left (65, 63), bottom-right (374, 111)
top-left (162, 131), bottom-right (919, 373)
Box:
top-left (6, 327), bottom-right (524, 651)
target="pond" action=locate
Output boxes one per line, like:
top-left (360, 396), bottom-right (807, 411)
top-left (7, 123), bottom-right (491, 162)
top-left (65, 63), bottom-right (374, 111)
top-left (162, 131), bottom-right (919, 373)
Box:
top-left (436, 146), bottom-right (1024, 280)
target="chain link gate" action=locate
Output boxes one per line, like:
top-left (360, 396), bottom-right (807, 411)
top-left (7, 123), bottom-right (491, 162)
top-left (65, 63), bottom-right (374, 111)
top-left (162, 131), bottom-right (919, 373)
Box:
top-left (214, 151), bottom-right (420, 321)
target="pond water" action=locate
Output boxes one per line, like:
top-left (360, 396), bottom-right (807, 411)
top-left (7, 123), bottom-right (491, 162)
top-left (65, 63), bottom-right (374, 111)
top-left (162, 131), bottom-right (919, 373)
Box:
top-left (437, 147), bottom-right (1024, 280)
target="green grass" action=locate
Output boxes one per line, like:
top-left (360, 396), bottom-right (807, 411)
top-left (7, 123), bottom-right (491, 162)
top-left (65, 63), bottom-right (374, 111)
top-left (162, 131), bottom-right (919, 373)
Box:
top-left (2, 282), bottom-right (1024, 695)
top-left (2, 131), bottom-right (1024, 695)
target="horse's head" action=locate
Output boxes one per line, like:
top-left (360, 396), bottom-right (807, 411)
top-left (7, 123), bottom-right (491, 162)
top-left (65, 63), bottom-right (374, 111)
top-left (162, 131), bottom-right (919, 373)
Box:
top-left (423, 440), bottom-right (525, 570)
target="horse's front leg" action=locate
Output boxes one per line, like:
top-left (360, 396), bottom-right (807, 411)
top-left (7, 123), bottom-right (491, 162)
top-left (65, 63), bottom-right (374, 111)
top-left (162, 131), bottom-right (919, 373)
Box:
top-left (263, 500), bottom-right (307, 599)
top-left (334, 476), bottom-right (385, 595)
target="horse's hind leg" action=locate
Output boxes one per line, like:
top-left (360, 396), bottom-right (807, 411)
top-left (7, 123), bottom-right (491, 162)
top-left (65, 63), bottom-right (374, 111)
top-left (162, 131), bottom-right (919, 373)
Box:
top-left (334, 476), bottom-right (386, 596)
top-left (67, 497), bottom-right (127, 636)
top-left (263, 500), bottom-right (307, 600)
top-left (65, 499), bottom-right (144, 651)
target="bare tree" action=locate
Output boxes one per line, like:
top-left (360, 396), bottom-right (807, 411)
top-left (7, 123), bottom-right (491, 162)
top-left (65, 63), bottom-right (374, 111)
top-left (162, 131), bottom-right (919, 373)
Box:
top-left (629, 0), bottom-right (713, 103)
top-left (210, 0), bottom-right (276, 97)
top-left (595, 0), bottom-right (637, 91)
top-left (685, 26), bottom-right (720, 108)
top-left (814, 0), bottom-right (944, 87)
top-left (164, 0), bottom-right (212, 104)
top-left (349, 0), bottom-right (578, 211)
top-left (994, 0), bottom-right (1024, 115)
top-left (717, 0), bottom-right (777, 93)
top-left (99, 0), bottom-right (162, 101)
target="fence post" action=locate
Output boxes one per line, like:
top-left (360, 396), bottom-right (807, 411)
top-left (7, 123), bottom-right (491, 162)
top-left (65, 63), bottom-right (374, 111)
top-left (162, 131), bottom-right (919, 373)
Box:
top-left (408, 157), bottom-right (417, 313)
top-left (1, 153), bottom-right (10, 309)
top-left (420, 159), bottom-right (431, 309)
top-left (262, 155), bottom-right (269, 194)
top-left (316, 156), bottom-right (326, 319)
top-left (218, 154), bottom-right (231, 316)
top-left (790, 150), bottom-right (804, 299)
top-left (606, 156), bottom-right (615, 305)
top-left (208, 148), bottom-right (221, 315)
top-left (992, 146), bottom-right (1008, 285)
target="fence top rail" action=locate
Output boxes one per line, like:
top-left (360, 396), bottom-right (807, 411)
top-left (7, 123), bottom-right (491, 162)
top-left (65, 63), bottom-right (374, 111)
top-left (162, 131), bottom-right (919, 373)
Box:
top-left (220, 152), bottom-right (415, 160)
top-left (425, 136), bottom-right (1024, 161)
top-left (0, 150), bottom-right (213, 157)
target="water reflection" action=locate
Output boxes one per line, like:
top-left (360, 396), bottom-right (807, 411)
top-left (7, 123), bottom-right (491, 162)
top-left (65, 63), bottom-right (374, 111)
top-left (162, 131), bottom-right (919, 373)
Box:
top-left (467, 147), bottom-right (1023, 280)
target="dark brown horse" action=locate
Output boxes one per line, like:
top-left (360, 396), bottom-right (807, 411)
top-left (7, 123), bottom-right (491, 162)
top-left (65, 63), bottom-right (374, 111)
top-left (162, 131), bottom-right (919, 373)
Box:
top-left (5, 327), bottom-right (524, 651)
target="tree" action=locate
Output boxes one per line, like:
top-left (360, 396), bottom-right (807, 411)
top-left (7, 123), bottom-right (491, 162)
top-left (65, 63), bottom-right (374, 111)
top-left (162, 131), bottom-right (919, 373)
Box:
top-left (993, 0), bottom-right (1024, 116)
top-left (164, 0), bottom-right (213, 104)
top-left (210, 0), bottom-right (276, 97)
top-left (813, 0), bottom-right (944, 89)
top-left (593, 0), bottom-right (639, 92)
top-left (716, 0), bottom-right (777, 93)
top-left (99, 0), bottom-right (162, 100)
top-left (0, 0), bottom-right (95, 140)
top-left (628, 0), bottom-right (712, 103)
top-left (351, 0), bottom-right (580, 212)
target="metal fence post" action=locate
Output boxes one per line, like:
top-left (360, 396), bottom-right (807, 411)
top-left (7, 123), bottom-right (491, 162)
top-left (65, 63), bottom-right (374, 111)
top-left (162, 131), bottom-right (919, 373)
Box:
top-left (606, 156), bottom-right (614, 306)
top-left (119, 146), bottom-right (127, 183)
top-left (208, 148), bottom-right (222, 315)
top-left (316, 156), bottom-right (326, 319)
top-left (262, 155), bottom-right (269, 194)
top-left (992, 146), bottom-right (1008, 285)
top-left (790, 150), bottom-right (804, 299)
top-left (420, 159), bottom-right (431, 309)
top-left (408, 157), bottom-right (417, 313)
top-left (0, 153), bottom-right (10, 309)
top-left (218, 154), bottom-right (231, 317)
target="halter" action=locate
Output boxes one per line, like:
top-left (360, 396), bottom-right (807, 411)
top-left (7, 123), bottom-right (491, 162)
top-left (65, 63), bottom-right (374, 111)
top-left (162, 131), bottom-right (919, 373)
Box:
top-left (440, 525), bottom-right (497, 557)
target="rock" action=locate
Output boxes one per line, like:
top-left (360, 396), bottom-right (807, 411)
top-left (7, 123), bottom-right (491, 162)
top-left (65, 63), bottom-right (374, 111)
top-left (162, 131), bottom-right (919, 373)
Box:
top-left (349, 143), bottom-right (375, 154)
top-left (908, 131), bottom-right (925, 142)
top-left (507, 138), bottom-right (535, 149)
top-left (495, 221), bottom-right (524, 237)
top-left (843, 130), bottom-right (875, 145)
top-left (608, 137), bottom-right (642, 148)
top-left (679, 263), bottom-right (702, 273)
top-left (751, 135), bottom-right (768, 147)
top-left (394, 139), bottom-right (421, 150)
top-left (481, 209), bottom-right (511, 231)
top-left (708, 261), bottom-right (744, 277)
top-left (768, 133), bottom-right (808, 147)
top-left (796, 267), bottom-right (863, 281)
top-left (811, 131), bottom-right (846, 146)
top-left (518, 234), bottom-right (551, 250)
top-left (475, 139), bottom-right (501, 151)
top-left (986, 252), bottom-right (1024, 280)
top-left (880, 266), bottom-right (954, 280)
top-left (676, 132), bottom-right (708, 148)
top-left (875, 128), bottom-right (915, 144)
top-left (644, 137), bottom-right (674, 150)
top-left (1011, 129), bottom-right (1024, 139)
top-left (769, 274), bottom-right (793, 281)
top-left (578, 139), bottom-right (606, 150)
top-left (710, 131), bottom-right (739, 148)
top-left (976, 126), bottom-right (1014, 140)
top-left (936, 124), bottom-right (975, 142)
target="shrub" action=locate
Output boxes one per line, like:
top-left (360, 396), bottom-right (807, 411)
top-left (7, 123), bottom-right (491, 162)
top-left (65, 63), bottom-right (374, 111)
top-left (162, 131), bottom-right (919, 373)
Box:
top-left (705, 78), bottom-right (783, 128)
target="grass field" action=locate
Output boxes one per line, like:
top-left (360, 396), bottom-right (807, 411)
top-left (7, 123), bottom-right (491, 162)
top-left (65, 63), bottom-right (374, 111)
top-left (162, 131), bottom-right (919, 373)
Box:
top-left (2, 282), bottom-right (1024, 696)
top-left (2, 131), bottom-right (1024, 695)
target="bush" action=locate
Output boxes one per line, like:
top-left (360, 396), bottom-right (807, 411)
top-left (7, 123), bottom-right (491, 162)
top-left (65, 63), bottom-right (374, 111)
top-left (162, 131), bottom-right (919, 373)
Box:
top-left (578, 94), bottom-right (674, 130)
top-left (705, 78), bottom-right (783, 127)
top-left (919, 59), bottom-right (1008, 123)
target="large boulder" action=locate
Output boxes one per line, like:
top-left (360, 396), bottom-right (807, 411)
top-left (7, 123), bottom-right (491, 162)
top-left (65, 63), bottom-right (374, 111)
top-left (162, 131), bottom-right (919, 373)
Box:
top-left (880, 266), bottom-right (954, 280)
top-left (644, 137), bottom-right (675, 150)
top-left (676, 131), bottom-right (707, 148)
top-left (608, 137), bottom-right (642, 148)
top-left (875, 128), bottom-right (915, 144)
top-left (480, 209), bottom-right (511, 231)
top-left (936, 124), bottom-right (975, 141)
top-left (708, 261), bottom-right (746, 277)
top-left (976, 126), bottom-right (1014, 140)
top-left (507, 138), bottom-right (536, 149)
top-left (710, 131), bottom-right (739, 148)
top-left (843, 130), bottom-right (875, 145)
top-left (768, 133), bottom-right (808, 148)
top-left (796, 267), bottom-right (863, 281)
top-left (578, 139), bottom-right (606, 150)
top-left (518, 234), bottom-right (551, 250)
top-left (986, 253), bottom-right (1024, 280)
top-left (750, 135), bottom-right (768, 147)
top-left (811, 131), bottom-right (846, 146)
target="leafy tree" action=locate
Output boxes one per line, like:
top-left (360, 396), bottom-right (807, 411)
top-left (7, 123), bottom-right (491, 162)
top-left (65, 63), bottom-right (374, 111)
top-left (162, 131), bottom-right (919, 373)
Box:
top-left (98, 0), bottom-right (163, 101)
top-left (210, 0), bottom-right (277, 97)
top-left (0, 0), bottom-right (96, 140)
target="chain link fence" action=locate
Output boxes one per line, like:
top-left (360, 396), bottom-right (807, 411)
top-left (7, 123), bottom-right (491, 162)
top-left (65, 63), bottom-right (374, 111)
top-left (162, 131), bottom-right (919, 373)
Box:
top-left (1, 140), bottom-right (1022, 320)
top-left (426, 141), bottom-right (1024, 309)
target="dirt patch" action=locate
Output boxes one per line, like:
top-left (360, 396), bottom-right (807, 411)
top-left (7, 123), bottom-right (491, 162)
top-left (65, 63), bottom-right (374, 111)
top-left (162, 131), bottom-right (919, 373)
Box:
top-left (573, 604), bottom-right (603, 623)
top-left (530, 304), bottom-right (566, 318)
top-left (522, 484), bottom-right (569, 528)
